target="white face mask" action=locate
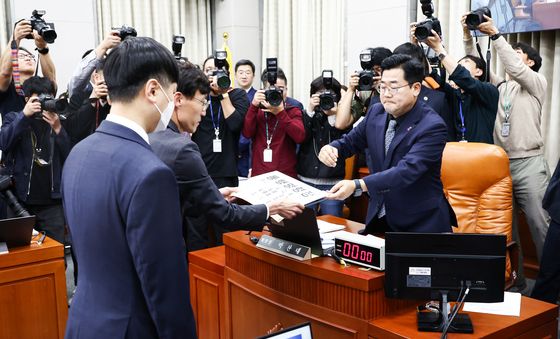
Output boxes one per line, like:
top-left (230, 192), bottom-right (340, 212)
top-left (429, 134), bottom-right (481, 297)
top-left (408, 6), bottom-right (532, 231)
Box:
top-left (153, 84), bottom-right (174, 132)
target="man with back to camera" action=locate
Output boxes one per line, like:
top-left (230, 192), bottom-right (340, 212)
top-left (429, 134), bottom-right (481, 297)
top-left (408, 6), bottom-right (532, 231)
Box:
top-left (0, 76), bottom-right (70, 244)
top-left (149, 62), bottom-right (303, 251)
top-left (61, 37), bottom-right (196, 338)
top-left (318, 54), bottom-right (456, 234)
top-left (235, 59), bottom-right (257, 177)
top-left (422, 29), bottom-right (499, 143)
top-left (464, 12), bottom-right (550, 292)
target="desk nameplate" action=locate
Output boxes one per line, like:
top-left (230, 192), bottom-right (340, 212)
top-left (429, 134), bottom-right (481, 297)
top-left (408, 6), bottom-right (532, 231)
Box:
top-left (256, 235), bottom-right (312, 261)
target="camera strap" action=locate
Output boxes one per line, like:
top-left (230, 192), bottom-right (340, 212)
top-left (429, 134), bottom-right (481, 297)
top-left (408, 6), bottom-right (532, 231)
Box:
top-left (474, 35), bottom-right (492, 82)
top-left (11, 19), bottom-right (26, 96)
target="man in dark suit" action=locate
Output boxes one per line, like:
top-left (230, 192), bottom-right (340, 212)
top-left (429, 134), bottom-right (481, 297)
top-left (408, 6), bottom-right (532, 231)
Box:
top-left (531, 161), bottom-right (560, 304)
top-left (62, 37), bottom-right (196, 338)
top-left (319, 54), bottom-right (455, 234)
top-left (149, 63), bottom-right (304, 251)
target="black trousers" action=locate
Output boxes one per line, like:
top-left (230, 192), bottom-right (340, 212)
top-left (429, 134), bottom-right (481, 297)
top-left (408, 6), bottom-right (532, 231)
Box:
top-left (185, 176), bottom-right (238, 251)
top-left (25, 203), bottom-right (66, 244)
top-left (531, 219), bottom-right (560, 304)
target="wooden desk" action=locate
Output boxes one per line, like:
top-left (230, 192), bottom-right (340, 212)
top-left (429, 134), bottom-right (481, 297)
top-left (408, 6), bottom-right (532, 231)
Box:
top-left (0, 237), bottom-right (68, 339)
top-left (369, 296), bottom-right (558, 338)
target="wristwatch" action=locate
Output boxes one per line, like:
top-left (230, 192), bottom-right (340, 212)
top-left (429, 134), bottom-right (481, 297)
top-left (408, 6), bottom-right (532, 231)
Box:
top-left (36, 47), bottom-right (49, 55)
top-left (353, 179), bottom-right (363, 197)
top-left (219, 92), bottom-right (229, 101)
top-left (490, 33), bottom-right (502, 41)
top-left (437, 52), bottom-right (447, 62)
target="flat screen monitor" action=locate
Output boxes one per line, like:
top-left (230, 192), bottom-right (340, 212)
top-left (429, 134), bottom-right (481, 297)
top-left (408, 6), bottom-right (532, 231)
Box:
top-left (470, 0), bottom-right (560, 34)
top-left (384, 232), bottom-right (506, 303)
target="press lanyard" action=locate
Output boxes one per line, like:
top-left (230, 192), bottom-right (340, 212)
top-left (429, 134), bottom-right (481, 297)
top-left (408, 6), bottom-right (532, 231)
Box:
top-left (503, 81), bottom-right (512, 122)
top-left (458, 98), bottom-right (466, 141)
top-left (209, 95), bottom-right (221, 139)
top-left (264, 112), bottom-right (279, 149)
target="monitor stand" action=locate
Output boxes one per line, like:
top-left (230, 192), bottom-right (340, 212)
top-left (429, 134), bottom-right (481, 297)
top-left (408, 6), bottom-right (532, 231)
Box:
top-left (417, 290), bottom-right (473, 334)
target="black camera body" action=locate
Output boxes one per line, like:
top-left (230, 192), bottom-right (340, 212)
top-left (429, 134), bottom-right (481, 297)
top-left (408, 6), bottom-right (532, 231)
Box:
top-left (113, 25), bottom-right (137, 40)
top-left (319, 70), bottom-right (336, 111)
top-left (358, 49), bottom-right (375, 91)
top-left (213, 50), bottom-right (231, 90)
top-left (264, 57), bottom-right (283, 107)
top-left (172, 35), bottom-right (187, 62)
top-left (28, 10), bottom-right (57, 44)
top-left (414, 0), bottom-right (442, 42)
top-left (466, 7), bottom-right (492, 30)
top-left (34, 94), bottom-right (67, 119)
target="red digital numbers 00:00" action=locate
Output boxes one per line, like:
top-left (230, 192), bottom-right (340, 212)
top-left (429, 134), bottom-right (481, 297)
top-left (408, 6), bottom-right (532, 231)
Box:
top-left (342, 242), bottom-right (373, 263)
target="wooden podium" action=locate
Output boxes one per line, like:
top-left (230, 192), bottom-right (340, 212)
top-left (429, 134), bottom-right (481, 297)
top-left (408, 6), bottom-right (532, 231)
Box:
top-left (0, 236), bottom-right (68, 339)
top-left (189, 216), bottom-right (558, 339)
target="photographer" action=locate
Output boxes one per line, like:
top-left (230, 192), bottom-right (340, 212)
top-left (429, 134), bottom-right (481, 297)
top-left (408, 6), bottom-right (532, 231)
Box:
top-left (335, 47), bottom-right (392, 130)
top-left (242, 67), bottom-right (305, 178)
top-left (423, 29), bottom-right (498, 143)
top-left (297, 73), bottom-right (349, 217)
top-left (463, 12), bottom-right (550, 292)
top-left (0, 19), bottom-right (56, 117)
top-left (0, 76), bottom-right (70, 244)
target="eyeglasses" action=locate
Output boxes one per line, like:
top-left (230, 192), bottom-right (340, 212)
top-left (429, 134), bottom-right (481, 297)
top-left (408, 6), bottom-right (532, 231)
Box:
top-left (236, 71), bottom-right (253, 76)
top-left (18, 53), bottom-right (36, 62)
top-left (193, 97), bottom-right (209, 110)
top-left (376, 83), bottom-right (411, 96)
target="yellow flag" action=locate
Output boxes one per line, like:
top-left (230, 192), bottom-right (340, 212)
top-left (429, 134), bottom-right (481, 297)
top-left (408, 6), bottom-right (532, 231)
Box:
top-left (222, 32), bottom-right (234, 88)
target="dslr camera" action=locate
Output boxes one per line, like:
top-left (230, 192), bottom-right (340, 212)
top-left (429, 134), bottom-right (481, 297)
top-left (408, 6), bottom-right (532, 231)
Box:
top-left (213, 50), bottom-right (231, 89)
top-left (414, 0), bottom-right (442, 41)
top-left (27, 10), bottom-right (57, 44)
top-left (358, 49), bottom-right (375, 91)
top-left (172, 35), bottom-right (187, 62)
top-left (112, 25), bottom-right (137, 40)
top-left (34, 94), bottom-right (68, 119)
top-left (466, 7), bottom-right (492, 30)
top-left (264, 57), bottom-right (283, 107)
top-left (319, 70), bottom-right (336, 111)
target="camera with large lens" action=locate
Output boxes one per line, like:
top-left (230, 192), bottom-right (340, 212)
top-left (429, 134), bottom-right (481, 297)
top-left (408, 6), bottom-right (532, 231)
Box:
top-left (466, 7), bottom-right (492, 30)
top-left (319, 70), bottom-right (336, 111)
top-left (358, 49), bottom-right (375, 91)
top-left (414, 0), bottom-right (442, 42)
top-left (212, 50), bottom-right (231, 90)
top-left (33, 94), bottom-right (68, 119)
top-left (112, 25), bottom-right (137, 40)
top-left (172, 35), bottom-right (187, 63)
top-left (27, 10), bottom-right (57, 44)
top-left (264, 57), bottom-right (283, 107)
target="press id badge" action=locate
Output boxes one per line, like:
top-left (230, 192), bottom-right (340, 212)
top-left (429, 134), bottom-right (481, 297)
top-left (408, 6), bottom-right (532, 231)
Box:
top-left (263, 148), bottom-right (273, 163)
top-left (501, 122), bottom-right (510, 137)
top-left (213, 139), bottom-right (222, 153)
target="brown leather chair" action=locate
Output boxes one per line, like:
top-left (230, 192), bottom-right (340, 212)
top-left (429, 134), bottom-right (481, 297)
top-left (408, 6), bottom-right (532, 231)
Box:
top-left (441, 142), bottom-right (517, 288)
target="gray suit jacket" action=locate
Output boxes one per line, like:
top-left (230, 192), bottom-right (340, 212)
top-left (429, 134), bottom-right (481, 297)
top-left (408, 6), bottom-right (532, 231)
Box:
top-left (149, 121), bottom-right (268, 233)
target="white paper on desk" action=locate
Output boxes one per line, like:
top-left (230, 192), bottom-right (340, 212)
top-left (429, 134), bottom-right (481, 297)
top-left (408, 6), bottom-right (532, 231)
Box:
top-left (462, 292), bottom-right (521, 316)
top-left (317, 220), bottom-right (345, 234)
top-left (0, 242), bottom-right (8, 255)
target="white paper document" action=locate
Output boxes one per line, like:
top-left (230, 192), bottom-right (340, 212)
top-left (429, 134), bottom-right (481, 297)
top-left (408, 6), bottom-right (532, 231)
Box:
top-left (317, 220), bottom-right (346, 234)
top-left (462, 291), bottom-right (521, 316)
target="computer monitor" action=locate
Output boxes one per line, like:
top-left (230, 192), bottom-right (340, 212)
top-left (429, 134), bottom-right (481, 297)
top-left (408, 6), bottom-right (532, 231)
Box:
top-left (384, 232), bottom-right (506, 334)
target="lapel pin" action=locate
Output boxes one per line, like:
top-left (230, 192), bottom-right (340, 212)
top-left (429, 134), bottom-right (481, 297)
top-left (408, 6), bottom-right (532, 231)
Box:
top-left (423, 96), bottom-right (428, 101)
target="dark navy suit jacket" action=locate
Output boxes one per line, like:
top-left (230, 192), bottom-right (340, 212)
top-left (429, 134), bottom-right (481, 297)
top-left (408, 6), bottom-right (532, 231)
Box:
top-left (150, 121), bottom-right (268, 230)
top-left (331, 101), bottom-right (455, 233)
top-left (62, 120), bottom-right (196, 339)
top-left (543, 161), bottom-right (560, 223)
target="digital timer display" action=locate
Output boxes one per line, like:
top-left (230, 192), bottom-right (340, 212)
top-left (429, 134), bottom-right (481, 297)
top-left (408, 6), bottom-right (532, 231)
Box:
top-left (334, 238), bottom-right (382, 269)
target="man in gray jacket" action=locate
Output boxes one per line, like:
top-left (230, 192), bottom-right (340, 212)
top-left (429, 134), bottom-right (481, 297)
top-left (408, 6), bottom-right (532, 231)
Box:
top-left (149, 63), bottom-right (303, 250)
top-left (464, 13), bottom-right (550, 292)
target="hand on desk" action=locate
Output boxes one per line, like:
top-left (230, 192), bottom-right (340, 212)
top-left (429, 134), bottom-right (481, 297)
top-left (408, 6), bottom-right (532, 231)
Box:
top-left (267, 200), bottom-right (305, 219)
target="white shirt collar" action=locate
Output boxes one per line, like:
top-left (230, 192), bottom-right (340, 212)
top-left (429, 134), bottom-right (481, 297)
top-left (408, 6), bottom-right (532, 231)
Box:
top-left (105, 114), bottom-right (150, 145)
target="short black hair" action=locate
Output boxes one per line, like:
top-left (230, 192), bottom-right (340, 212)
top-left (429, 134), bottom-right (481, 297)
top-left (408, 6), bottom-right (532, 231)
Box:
top-left (18, 47), bottom-right (33, 56)
top-left (82, 49), bottom-right (94, 60)
top-left (177, 62), bottom-right (211, 99)
top-left (235, 59), bottom-right (255, 73)
top-left (202, 55), bottom-right (230, 71)
top-left (459, 55), bottom-right (487, 81)
top-left (309, 76), bottom-right (342, 103)
top-left (381, 54), bottom-right (425, 86)
top-left (393, 42), bottom-right (429, 75)
top-left (511, 41), bottom-right (542, 72)
top-left (22, 76), bottom-right (56, 97)
top-left (103, 37), bottom-right (178, 102)
top-left (261, 67), bottom-right (288, 86)
top-left (371, 47), bottom-right (393, 67)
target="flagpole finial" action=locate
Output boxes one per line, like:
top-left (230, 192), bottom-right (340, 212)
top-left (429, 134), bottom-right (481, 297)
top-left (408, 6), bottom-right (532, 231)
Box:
top-left (223, 32), bottom-right (229, 40)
